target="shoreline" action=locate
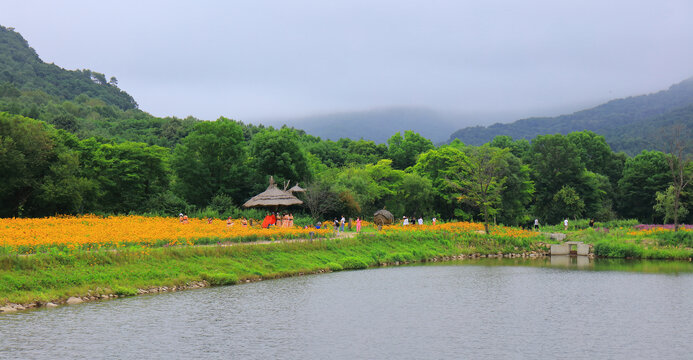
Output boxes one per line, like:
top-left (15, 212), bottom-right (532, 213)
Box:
top-left (0, 250), bottom-right (553, 313)
top-left (2, 227), bottom-right (691, 314)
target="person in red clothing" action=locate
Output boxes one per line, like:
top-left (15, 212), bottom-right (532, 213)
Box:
top-left (261, 213), bottom-right (272, 228)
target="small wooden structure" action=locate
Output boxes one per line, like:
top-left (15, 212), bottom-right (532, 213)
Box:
top-left (550, 241), bottom-right (589, 256)
top-left (288, 183), bottom-right (306, 194)
top-left (373, 209), bottom-right (394, 226)
top-left (243, 176), bottom-right (303, 208)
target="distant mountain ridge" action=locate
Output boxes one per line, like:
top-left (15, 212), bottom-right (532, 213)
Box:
top-left (263, 107), bottom-right (491, 144)
top-left (0, 25), bottom-right (137, 110)
top-left (447, 78), bottom-right (693, 154)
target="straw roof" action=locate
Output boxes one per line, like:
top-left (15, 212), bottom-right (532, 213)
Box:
top-left (243, 176), bottom-right (303, 208)
top-left (288, 183), bottom-right (306, 193)
top-left (373, 209), bottom-right (394, 225)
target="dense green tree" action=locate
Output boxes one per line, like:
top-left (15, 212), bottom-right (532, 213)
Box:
top-left (386, 131), bottom-right (434, 170)
top-left (398, 173), bottom-right (435, 218)
top-left (305, 140), bottom-right (345, 168)
top-left (172, 117), bottom-right (249, 207)
top-left (343, 138), bottom-right (387, 165)
top-left (96, 142), bottom-right (170, 213)
top-left (653, 185), bottom-right (689, 224)
top-left (449, 145), bottom-right (509, 234)
top-left (497, 153), bottom-right (534, 226)
top-left (489, 135), bottom-right (531, 163)
top-left (567, 131), bottom-right (624, 185)
top-left (250, 128), bottom-right (311, 191)
top-left (617, 150), bottom-right (671, 222)
top-left (411, 146), bottom-right (468, 219)
top-left (552, 185), bottom-right (585, 220)
top-left (530, 134), bottom-right (585, 222)
top-left (661, 124), bottom-right (693, 230)
top-left (0, 113), bottom-right (56, 216)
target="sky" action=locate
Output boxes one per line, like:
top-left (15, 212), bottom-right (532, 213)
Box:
top-left (2, 0), bottom-right (693, 124)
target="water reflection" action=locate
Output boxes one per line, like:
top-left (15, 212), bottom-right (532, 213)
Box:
top-left (1, 259), bottom-right (692, 359)
top-left (445, 256), bottom-right (693, 274)
top-left (550, 255), bottom-right (591, 268)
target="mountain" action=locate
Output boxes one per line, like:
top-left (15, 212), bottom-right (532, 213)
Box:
top-left (263, 107), bottom-right (492, 144)
top-left (0, 25), bottom-right (137, 110)
top-left (447, 78), bottom-right (693, 154)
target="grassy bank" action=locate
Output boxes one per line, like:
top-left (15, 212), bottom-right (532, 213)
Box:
top-left (0, 228), bottom-right (546, 306)
top-left (563, 226), bottom-right (693, 260)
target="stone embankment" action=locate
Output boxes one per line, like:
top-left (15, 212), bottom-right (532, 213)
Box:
top-left (0, 249), bottom-right (551, 313)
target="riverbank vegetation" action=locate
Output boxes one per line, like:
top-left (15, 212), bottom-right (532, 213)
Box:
top-left (2, 217), bottom-right (691, 308)
top-left (0, 221), bottom-right (547, 305)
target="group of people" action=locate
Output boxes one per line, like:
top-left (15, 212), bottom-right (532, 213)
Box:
top-left (402, 216), bottom-right (435, 226)
top-left (178, 213), bottom-right (189, 224)
top-left (333, 216), bottom-right (346, 233)
top-left (261, 212), bottom-right (294, 229)
top-left (329, 216), bottom-right (364, 233)
top-left (531, 218), bottom-right (596, 231)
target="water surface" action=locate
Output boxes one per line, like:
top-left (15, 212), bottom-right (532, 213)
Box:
top-left (1, 258), bottom-right (692, 359)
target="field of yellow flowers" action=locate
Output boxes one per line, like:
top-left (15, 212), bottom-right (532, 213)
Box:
top-left (0, 215), bottom-right (332, 254)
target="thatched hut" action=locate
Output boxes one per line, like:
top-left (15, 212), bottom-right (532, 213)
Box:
top-left (243, 176), bottom-right (303, 208)
top-left (373, 209), bottom-right (394, 226)
top-left (288, 183), bottom-right (306, 193)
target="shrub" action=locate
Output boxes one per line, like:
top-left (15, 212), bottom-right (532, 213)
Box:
top-left (383, 252), bottom-right (415, 263)
top-left (200, 272), bottom-right (239, 286)
top-left (339, 257), bottom-right (368, 270)
top-left (327, 262), bottom-right (343, 271)
top-left (112, 285), bottom-right (138, 297)
top-left (657, 231), bottom-right (693, 248)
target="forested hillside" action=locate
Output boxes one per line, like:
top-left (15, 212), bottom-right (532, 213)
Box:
top-left (0, 25), bottom-right (136, 110)
top-left (448, 78), bottom-right (693, 155)
top-left (1, 26), bottom-right (691, 227)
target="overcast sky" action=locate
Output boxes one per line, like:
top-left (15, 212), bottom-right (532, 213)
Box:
top-left (2, 0), bottom-right (693, 123)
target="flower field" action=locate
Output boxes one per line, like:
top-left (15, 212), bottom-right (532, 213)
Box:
top-left (0, 215), bottom-right (332, 254)
top-left (381, 221), bottom-right (540, 239)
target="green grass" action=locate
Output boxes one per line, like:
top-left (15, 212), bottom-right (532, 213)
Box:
top-left (0, 229), bottom-right (545, 305)
top-left (2, 225), bottom-right (691, 306)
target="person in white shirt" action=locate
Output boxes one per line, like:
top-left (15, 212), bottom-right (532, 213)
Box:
top-left (418, 217), bottom-right (423, 225)
top-left (402, 216), bottom-right (409, 226)
top-left (564, 218), bottom-right (569, 230)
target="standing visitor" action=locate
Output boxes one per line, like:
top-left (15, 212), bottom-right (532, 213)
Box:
top-left (418, 216), bottom-right (423, 225)
top-left (356, 217), bottom-right (362, 232)
top-left (589, 218), bottom-right (595, 228)
top-left (289, 213), bottom-right (294, 227)
top-left (340, 215), bottom-right (346, 232)
top-left (432, 217), bottom-right (436, 225)
top-left (179, 213), bottom-right (184, 223)
top-left (182, 214), bottom-right (189, 224)
top-left (334, 218), bottom-right (340, 233)
top-left (534, 218), bottom-right (540, 231)
top-left (403, 216), bottom-right (409, 226)
top-left (564, 218), bottom-right (569, 231)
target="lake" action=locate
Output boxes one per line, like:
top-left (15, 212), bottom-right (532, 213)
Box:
top-left (1, 258), bottom-right (692, 359)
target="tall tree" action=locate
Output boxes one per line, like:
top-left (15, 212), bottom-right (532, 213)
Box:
top-left (172, 117), bottom-right (249, 207)
top-left (0, 113), bottom-right (55, 216)
top-left (530, 134), bottom-right (585, 222)
top-left (617, 150), bottom-right (671, 222)
top-left (250, 128), bottom-right (311, 190)
top-left (449, 145), bottom-right (509, 234)
top-left (661, 124), bottom-right (693, 231)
